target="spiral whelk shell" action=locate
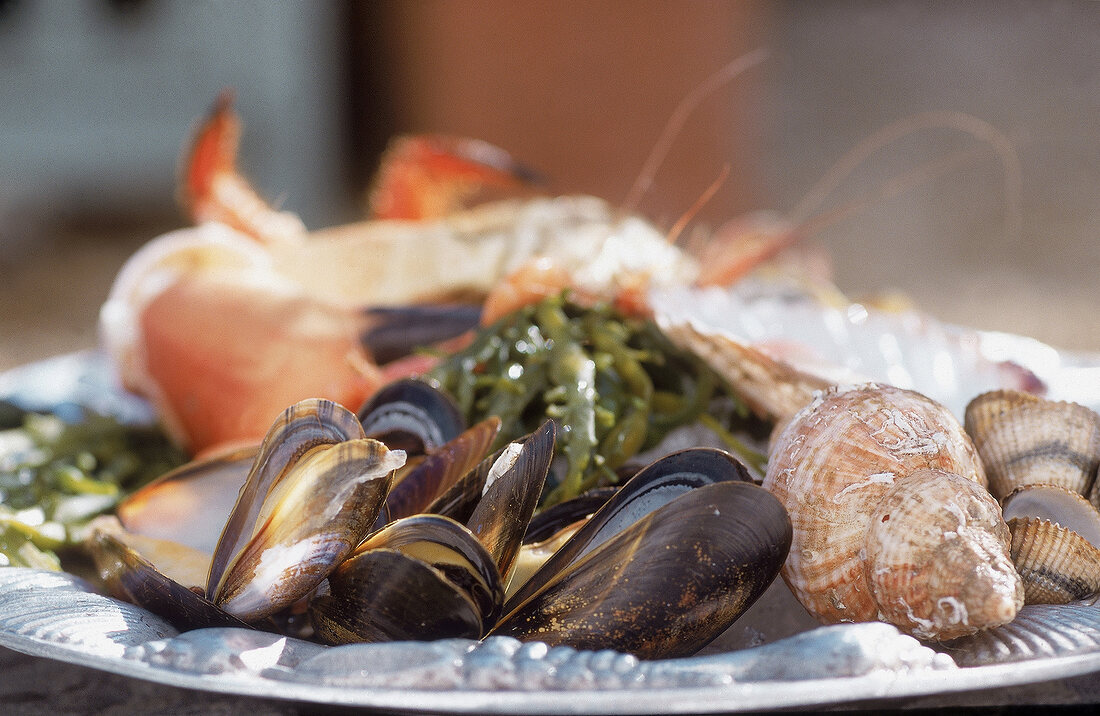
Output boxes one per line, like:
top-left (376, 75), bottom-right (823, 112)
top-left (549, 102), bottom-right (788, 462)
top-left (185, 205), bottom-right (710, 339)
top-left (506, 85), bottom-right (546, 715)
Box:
top-left (763, 383), bottom-right (1023, 641)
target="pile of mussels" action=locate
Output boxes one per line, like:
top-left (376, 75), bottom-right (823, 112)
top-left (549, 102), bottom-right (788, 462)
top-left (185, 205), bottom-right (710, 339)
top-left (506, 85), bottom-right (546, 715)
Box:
top-left (87, 379), bottom-right (792, 660)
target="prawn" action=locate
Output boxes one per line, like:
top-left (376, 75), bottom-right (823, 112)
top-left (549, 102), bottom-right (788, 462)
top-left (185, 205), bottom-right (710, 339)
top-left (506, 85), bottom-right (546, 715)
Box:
top-left (101, 97), bottom-right (700, 454)
top-left (102, 55), bottom-right (1022, 455)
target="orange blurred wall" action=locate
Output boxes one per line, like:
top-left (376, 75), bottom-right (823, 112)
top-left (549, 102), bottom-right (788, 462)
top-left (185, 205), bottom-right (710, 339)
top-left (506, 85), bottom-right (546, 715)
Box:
top-left (362, 1), bottom-right (773, 228)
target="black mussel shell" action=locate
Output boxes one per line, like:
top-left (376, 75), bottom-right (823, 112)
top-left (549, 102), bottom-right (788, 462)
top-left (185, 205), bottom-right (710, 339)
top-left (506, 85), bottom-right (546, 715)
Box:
top-left (360, 303), bottom-right (482, 365)
top-left (378, 417), bottom-right (501, 529)
top-left (90, 531), bottom-right (249, 633)
top-left (504, 447), bottom-right (752, 613)
top-left (356, 378), bottom-right (466, 455)
top-left (310, 549), bottom-right (484, 645)
top-left (422, 449), bottom-right (497, 524)
top-left (354, 514), bottom-right (504, 627)
top-left (490, 480), bottom-right (791, 660)
top-left (466, 420), bottom-right (555, 582)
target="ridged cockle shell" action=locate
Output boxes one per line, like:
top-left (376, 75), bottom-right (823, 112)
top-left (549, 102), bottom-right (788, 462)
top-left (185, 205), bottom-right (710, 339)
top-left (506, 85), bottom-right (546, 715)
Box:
top-left (763, 383), bottom-right (1023, 641)
top-left (964, 390), bottom-right (1100, 500)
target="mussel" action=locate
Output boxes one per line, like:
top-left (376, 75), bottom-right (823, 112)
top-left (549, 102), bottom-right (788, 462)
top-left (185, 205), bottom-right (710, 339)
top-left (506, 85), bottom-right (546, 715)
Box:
top-left (93, 398), bottom-right (404, 630)
top-left (89, 379), bottom-right (792, 658)
top-left (356, 378), bottom-right (466, 455)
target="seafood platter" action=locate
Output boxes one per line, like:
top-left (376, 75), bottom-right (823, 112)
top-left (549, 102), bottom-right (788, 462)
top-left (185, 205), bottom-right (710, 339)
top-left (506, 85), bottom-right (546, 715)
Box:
top-left (2, 95), bottom-right (1100, 712)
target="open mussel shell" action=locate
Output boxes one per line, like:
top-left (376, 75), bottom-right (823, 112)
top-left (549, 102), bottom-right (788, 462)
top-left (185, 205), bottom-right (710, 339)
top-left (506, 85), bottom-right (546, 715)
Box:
top-left (490, 480), bottom-right (791, 660)
top-left (356, 378), bottom-right (466, 455)
top-left (88, 515), bottom-right (212, 590)
top-left (379, 416), bottom-right (501, 527)
top-left (310, 515), bottom-right (497, 645)
top-left (116, 444), bottom-right (258, 555)
top-left (210, 437), bottom-right (403, 620)
top-left (88, 530), bottom-right (249, 633)
top-left (207, 399), bottom-right (368, 595)
top-left (465, 420), bottom-right (555, 582)
top-left (965, 390), bottom-right (1100, 500)
top-left (420, 427), bottom-right (548, 525)
top-left (504, 447), bottom-right (753, 613)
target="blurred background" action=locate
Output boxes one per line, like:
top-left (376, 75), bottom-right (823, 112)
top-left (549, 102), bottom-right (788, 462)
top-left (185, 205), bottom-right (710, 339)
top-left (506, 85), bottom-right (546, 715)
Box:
top-left (2, 0), bottom-right (1098, 372)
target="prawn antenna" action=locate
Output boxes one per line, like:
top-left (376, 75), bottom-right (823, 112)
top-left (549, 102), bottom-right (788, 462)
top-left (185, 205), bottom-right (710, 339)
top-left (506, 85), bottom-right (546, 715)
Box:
top-left (667, 163), bottom-right (731, 247)
top-left (789, 110), bottom-right (1023, 247)
top-left (623, 48), bottom-right (769, 213)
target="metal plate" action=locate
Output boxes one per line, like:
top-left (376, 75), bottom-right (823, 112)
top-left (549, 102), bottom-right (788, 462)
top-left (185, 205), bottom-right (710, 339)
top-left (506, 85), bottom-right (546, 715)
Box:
top-left (3, 289), bottom-right (1100, 711)
top-left (1, 567), bottom-right (1099, 713)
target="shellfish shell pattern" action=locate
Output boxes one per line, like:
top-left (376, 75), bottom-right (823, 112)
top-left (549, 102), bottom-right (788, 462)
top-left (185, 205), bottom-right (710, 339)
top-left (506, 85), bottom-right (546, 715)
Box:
top-left (763, 383), bottom-right (1023, 641)
top-left (964, 389), bottom-right (1100, 500)
top-left (966, 390), bottom-right (1100, 605)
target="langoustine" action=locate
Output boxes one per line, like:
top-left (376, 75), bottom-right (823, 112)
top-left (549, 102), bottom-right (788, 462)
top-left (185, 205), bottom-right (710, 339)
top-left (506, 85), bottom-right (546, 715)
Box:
top-left (101, 78), bottom-right (1023, 456)
top-left (100, 96), bottom-right (711, 455)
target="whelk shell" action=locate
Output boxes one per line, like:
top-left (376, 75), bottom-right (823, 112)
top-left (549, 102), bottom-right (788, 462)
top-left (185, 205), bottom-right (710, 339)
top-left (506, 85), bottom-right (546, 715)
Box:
top-left (763, 383), bottom-right (1022, 641)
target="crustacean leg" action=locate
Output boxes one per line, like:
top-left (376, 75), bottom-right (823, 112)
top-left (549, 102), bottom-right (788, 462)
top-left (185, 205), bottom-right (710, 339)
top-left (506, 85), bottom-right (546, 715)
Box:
top-left (180, 89), bottom-right (308, 245)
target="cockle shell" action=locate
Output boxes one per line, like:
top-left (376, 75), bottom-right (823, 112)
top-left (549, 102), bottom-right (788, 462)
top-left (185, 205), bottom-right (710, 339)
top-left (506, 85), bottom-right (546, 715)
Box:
top-left (763, 383), bottom-right (1023, 641)
top-left (1000, 483), bottom-right (1100, 604)
top-left (965, 389), bottom-right (1100, 605)
top-left (964, 390), bottom-right (1100, 500)
top-left (1006, 516), bottom-right (1100, 604)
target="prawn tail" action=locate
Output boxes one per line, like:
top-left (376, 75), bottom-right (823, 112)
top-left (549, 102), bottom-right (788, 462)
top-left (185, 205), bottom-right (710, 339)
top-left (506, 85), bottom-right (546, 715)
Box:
top-left (366, 135), bottom-right (546, 220)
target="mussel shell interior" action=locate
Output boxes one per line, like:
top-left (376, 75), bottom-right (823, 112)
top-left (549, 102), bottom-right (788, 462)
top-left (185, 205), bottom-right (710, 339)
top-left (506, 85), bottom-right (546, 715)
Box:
top-left (116, 445), bottom-right (257, 555)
